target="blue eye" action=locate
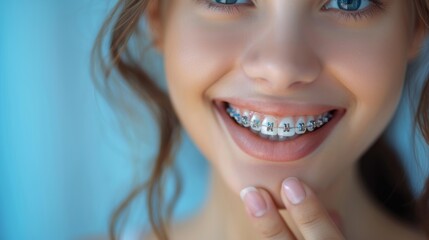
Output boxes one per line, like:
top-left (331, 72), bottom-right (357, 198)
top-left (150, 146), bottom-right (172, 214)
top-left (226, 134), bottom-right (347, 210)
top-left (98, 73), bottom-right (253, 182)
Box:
top-left (325, 0), bottom-right (370, 11)
top-left (198, 0), bottom-right (255, 15)
top-left (214, 0), bottom-right (251, 4)
top-left (322, 0), bottom-right (385, 22)
top-left (198, 0), bottom-right (384, 20)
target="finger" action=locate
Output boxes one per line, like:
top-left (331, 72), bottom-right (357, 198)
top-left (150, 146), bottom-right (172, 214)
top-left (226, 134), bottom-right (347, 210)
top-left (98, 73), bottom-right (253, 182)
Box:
top-left (240, 187), bottom-right (296, 240)
top-left (281, 178), bottom-right (345, 240)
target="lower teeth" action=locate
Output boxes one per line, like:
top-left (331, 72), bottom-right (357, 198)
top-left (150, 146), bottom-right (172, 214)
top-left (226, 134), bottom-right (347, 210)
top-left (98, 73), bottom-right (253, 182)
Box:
top-left (257, 131), bottom-right (300, 142)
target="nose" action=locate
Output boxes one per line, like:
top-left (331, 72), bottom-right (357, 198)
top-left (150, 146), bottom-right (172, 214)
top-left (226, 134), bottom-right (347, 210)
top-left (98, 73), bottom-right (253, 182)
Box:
top-left (240, 9), bottom-right (322, 93)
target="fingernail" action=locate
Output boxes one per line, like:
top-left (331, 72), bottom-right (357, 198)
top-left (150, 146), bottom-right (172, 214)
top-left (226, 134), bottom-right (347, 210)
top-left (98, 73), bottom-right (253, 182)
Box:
top-left (240, 187), bottom-right (267, 217)
top-left (282, 177), bottom-right (306, 205)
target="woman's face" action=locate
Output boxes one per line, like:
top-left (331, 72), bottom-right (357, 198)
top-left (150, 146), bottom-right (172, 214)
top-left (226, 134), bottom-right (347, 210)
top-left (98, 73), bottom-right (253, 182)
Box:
top-left (153, 0), bottom-right (422, 205)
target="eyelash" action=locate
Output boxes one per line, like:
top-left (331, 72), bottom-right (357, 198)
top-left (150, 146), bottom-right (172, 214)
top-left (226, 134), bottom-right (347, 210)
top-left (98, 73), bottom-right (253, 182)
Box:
top-left (196, 0), bottom-right (386, 22)
top-left (322, 0), bottom-right (385, 21)
top-left (196, 0), bottom-right (252, 15)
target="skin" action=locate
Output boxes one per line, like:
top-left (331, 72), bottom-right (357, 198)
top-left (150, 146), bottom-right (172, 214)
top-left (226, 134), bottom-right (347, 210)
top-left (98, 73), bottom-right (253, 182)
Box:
top-left (147, 0), bottom-right (427, 239)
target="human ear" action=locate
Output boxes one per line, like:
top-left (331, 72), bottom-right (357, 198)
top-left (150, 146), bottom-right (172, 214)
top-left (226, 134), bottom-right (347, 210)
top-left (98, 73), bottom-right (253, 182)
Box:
top-left (408, 21), bottom-right (428, 60)
top-left (146, 0), bottom-right (165, 53)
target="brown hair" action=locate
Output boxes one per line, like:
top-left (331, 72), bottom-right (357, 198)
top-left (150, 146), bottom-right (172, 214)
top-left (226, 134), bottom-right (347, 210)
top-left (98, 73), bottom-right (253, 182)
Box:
top-left (92, 1), bottom-right (429, 239)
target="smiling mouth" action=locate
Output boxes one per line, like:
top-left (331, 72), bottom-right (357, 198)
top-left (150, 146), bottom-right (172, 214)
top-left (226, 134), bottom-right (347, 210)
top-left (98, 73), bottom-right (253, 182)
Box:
top-left (215, 100), bottom-right (344, 162)
top-left (226, 103), bottom-right (335, 142)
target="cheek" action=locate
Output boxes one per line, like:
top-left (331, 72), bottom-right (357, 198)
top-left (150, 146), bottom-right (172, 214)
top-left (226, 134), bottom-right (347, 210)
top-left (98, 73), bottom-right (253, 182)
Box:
top-left (303, 14), bottom-right (413, 189)
top-left (321, 23), bottom-right (410, 129)
top-left (163, 17), bottom-right (248, 96)
top-left (161, 11), bottom-right (249, 161)
top-left (162, 12), bottom-right (255, 143)
top-left (335, 43), bottom-right (406, 116)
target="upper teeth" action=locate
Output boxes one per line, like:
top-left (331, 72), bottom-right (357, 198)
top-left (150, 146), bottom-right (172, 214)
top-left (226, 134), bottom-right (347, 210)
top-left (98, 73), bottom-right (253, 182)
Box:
top-left (226, 104), bottom-right (333, 140)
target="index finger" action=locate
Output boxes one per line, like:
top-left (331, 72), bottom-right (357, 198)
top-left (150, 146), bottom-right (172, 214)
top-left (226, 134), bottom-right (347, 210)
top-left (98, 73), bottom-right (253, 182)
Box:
top-left (281, 178), bottom-right (345, 240)
top-left (240, 187), bottom-right (296, 240)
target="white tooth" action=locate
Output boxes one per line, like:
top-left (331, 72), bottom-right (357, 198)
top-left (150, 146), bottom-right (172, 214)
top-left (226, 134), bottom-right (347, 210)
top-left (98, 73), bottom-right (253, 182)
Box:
top-left (250, 114), bottom-right (262, 132)
top-left (316, 114), bottom-right (324, 127)
top-left (322, 112), bottom-right (330, 123)
top-left (317, 119), bottom-right (324, 128)
top-left (306, 116), bottom-right (316, 132)
top-left (295, 117), bottom-right (306, 135)
top-left (261, 116), bottom-right (278, 136)
top-left (323, 116), bottom-right (329, 123)
top-left (259, 132), bottom-right (269, 139)
top-left (278, 117), bottom-right (295, 137)
top-left (241, 110), bottom-right (250, 127)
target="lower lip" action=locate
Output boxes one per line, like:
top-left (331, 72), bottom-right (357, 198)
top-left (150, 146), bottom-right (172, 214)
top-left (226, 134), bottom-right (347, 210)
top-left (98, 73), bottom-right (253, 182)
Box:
top-left (215, 102), bottom-right (345, 162)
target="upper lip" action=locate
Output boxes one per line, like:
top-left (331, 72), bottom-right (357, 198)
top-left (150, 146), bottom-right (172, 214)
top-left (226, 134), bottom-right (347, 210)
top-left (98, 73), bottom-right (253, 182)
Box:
top-left (215, 98), bottom-right (342, 117)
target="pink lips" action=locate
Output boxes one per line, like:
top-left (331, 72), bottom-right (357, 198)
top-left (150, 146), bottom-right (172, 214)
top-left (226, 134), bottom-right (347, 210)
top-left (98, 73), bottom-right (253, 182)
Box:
top-left (214, 99), bottom-right (345, 162)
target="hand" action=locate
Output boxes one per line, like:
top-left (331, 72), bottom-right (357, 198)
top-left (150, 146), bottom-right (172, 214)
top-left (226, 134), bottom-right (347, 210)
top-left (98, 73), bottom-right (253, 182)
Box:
top-left (240, 177), bottom-right (345, 240)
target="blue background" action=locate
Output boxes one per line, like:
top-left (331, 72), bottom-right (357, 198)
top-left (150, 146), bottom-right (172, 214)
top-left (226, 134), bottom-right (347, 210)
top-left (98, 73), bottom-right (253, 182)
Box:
top-left (0, 1), bottom-right (208, 239)
top-left (0, 1), bottom-right (427, 240)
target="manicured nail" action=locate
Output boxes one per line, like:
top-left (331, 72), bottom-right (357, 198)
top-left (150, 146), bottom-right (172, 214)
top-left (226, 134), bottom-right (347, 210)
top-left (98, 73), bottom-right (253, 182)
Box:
top-left (282, 177), bottom-right (306, 205)
top-left (240, 187), bottom-right (267, 217)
